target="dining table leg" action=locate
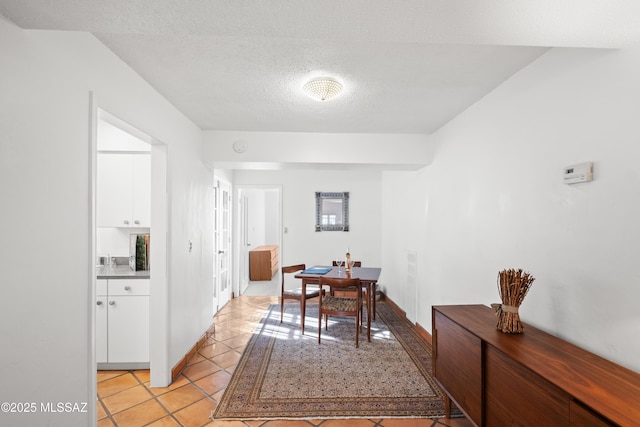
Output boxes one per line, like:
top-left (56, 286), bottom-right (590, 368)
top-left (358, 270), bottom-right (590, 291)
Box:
top-left (300, 280), bottom-right (306, 334)
top-left (366, 282), bottom-right (371, 342)
top-left (372, 284), bottom-right (376, 320)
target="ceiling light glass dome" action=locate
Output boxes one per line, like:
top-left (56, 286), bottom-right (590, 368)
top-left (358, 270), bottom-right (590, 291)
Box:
top-left (303, 77), bottom-right (343, 101)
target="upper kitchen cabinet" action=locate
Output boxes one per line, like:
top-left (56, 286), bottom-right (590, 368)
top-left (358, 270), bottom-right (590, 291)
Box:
top-left (97, 153), bottom-right (151, 228)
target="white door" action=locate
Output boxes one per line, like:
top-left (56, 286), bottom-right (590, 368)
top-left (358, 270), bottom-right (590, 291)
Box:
top-left (238, 193), bottom-right (251, 292)
top-left (214, 178), bottom-right (232, 309)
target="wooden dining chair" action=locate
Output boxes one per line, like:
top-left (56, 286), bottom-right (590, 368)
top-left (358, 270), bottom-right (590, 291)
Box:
top-left (332, 260), bottom-right (361, 268)
top-left (318, 276), bottom-right (364, 347)
top-left (330, 260), bottom-right (361, 297)
top-left (281, 264), bottom-right (321, 334)
top-left (331, 260), bottom-right (361, 296)
top-left (330, 260), bottom-right (377, 320)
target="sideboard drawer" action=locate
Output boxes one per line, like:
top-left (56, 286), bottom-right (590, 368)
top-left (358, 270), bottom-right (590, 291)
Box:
top-left (569, 401), bottom-right (614, 427)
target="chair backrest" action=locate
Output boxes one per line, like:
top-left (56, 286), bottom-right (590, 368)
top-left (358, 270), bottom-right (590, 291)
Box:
top-left (320, 276), bottom-right (362, 297)
top-left (332, 260), bottom-right (362, 267)
top-left (281, 264), bottom-right (306, 293)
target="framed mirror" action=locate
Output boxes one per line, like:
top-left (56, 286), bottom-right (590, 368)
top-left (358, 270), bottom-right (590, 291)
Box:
top-left (315, 192), bottom-right (349, 231)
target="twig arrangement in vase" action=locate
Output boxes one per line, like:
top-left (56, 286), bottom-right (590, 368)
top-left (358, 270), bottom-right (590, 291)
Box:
top-left (494, 268), bottom-right (535, 333)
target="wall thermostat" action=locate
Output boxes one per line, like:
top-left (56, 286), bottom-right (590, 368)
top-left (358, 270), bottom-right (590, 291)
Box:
top-left (563, 162), bottom-right (593, 184)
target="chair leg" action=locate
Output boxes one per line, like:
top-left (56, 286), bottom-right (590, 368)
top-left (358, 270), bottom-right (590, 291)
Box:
top-left (280, 297), bottom-right (284, 323)
top-left (318, 306), bottom-right (322, 344)
top-left (300, 298), bottom-right (306, 334)
top-left (355, 315), bottom-right (359, 348)
top-left (367, 300), bottom-right (371, 342)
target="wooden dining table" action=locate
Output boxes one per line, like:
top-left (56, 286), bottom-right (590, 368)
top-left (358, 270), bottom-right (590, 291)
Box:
top-left (295, 266), bottom-right (381, 341)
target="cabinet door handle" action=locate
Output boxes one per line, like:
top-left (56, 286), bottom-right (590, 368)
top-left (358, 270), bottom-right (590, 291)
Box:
top-left (96, 301), bottom-right (103, 306)
top-left (123, 220), bottom-right (130, 225)
top-left (134, 220), bottom-right (140, 225)
top-left (124, 286), bottom-right (131, 291)
top-left (109, 301), bottom-right (115, 305)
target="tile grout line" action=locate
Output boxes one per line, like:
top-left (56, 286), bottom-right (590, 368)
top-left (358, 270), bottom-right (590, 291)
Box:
top-left (97, 371), bottom-right (137, 425)
top-left (105, 371), bottom-right (173, 426)
top-left (131, 371), bottom-right (187, 427)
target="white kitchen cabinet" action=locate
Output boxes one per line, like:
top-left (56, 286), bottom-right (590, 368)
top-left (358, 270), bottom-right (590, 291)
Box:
top-left (131, 154), bottom-right (151, 227)
top-left (108, 295), bottom-right (149, 363)
top-left (96, 278), bottom-right (150, 368)
top-left (96, 279), bottom-right (108, 364)
top-left (97, 153), bottom-right (150, 228)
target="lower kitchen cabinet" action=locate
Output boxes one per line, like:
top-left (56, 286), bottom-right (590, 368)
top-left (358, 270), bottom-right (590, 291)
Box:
top-left (96, 278), bottom-right (150, 369)
top-left (96, 280), bottom-right (108, 363)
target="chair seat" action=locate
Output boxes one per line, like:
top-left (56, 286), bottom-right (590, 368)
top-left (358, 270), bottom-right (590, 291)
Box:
top-left (321, 295), bottom-right (357, 312)
top-left (284, 287), bottom-right (321, 297)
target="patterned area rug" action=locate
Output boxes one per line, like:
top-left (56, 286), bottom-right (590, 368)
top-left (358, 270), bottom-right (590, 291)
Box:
top-left (212, 301), bottom-right (452, 420)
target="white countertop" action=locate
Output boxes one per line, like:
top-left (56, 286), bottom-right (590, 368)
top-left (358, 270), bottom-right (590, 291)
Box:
top-left (97, 265), bottom-right (150, 279)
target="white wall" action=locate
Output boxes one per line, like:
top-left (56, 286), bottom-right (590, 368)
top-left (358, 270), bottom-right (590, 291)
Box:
top-left (0, 18), bottom-right (212, 426)
top-left (168, 156), bottom-right (214, 373)
top-left (233, 169), bottom-right (382, 271)
top-left (204, 130), bottom-right (433, 170)
top-left (265, 190), bottom-right (280, 245)
top-left (381, 169), bottom-right (430, 322)
top-left (382, 46), bottom-right (640, 372)
top-left (245, 189), bottom-right (267, 248)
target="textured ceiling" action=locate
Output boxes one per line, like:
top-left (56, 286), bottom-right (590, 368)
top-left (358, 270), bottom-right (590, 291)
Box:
top-left (2, 1), bottom-right (639, 134)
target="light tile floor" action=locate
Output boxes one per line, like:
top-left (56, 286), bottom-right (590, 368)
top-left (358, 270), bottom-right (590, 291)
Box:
top-left (98, 295), bottom-right (472, 427)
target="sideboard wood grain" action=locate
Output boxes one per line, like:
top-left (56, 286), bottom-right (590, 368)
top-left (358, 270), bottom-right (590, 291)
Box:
top-left (432, 310), bottom-right (482, 425)
top-left (432, 304), bottom-right (640, 427)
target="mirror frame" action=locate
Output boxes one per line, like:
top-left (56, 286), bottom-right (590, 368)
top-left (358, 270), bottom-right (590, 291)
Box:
top-left (315, 192), bottom-right (349, 232)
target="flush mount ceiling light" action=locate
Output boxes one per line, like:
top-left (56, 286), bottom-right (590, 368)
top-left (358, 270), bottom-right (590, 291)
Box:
top-left (303, 77), bottom-right (343, 101)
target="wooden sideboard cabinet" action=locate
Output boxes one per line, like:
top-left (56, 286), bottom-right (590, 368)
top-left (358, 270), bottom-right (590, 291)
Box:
top-left (432, 305), bottom-right (640, 427)
top-left (249, 245), bottom-right (279, 281)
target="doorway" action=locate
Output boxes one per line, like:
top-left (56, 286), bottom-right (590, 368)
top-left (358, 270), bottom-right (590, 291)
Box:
top-left (236, 186), bottom-right (282, 296)
top-left (92, 106), bottom-right (170, 388)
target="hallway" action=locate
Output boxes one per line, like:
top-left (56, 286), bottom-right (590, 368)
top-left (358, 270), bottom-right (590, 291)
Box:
top-left (241, 275), bottom-right (280, 296)
top-left (97, 295), bottom-right (471, 427)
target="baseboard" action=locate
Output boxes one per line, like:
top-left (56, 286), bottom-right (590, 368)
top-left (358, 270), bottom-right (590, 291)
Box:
top-left (382, 293), bottom-right (432, 346)
top-left (171, 334), bottom-right (208, 381)
top-left (415, 321), bottom-right (432, 346)
top-left (382, 294), bottom-right (406, 319)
